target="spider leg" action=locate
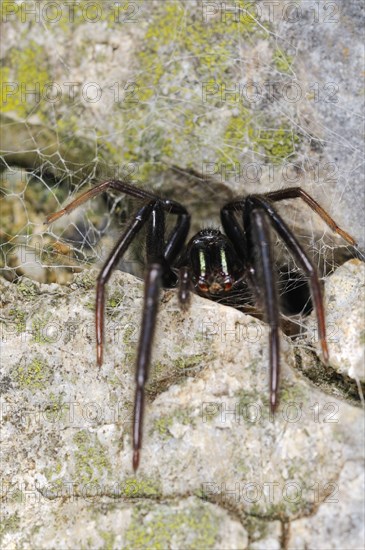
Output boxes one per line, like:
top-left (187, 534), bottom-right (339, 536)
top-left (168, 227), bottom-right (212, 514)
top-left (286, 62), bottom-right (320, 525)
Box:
top-left (221, 204), bottom-right (259, 301)
top-left (178, 266), bottom-right (191, 306)
top-left (221, 201), bottom-right (280, 408)
top-left (163, 204), bottom-right (191, 303)
top-left (133, 261), bottom-right (163, 471)
top-left (46, 180), bottom-right (190, 471)
top-left (221, 204), bottom-right (247, 261)
top-left (247, 195), bottom-right (329, 364)
top-left (133, 202), bottom-right (190, 471)
top-left (45, 179), bottom-right (185, 224)
top-left (262, 187), bottom-right (356, 246)
top-left (248, 209), bottom-right (280, 412)
top-left (95, 202), bottom-right (156, 365)
top-left (163, 207), bottom-right (190, 263)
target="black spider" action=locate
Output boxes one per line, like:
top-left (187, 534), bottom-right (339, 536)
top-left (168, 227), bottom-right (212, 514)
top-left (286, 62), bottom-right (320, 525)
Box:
top-left (46, 180), bottom-right (356, 470)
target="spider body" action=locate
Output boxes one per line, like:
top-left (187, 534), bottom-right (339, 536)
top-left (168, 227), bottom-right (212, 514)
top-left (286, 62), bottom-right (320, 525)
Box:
top-left (46, 180), bottom-right (356, 471)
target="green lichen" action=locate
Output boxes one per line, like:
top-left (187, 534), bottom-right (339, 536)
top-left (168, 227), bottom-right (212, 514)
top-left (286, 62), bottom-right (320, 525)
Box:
top-left (218, 103), bottom-right (300, 166)
top-left (279, 378), bottom-right (307, 404)
top-left (0, 512), bottom-right (21, 543)
top-left (264, 492), bottom-right (306, 519)
top-left (234, 389), bottom-right (270, 427)
top-left (273, 49), bottom-right (294, 73)
top-left (123, 324), bottom-right (137, 346)
top-left (147, 353), bottom-right (207, 397)
top-left (106, 288), bottom-right (127, 318)
top-left (73, 430), bottom-right (112, 484)
top-left (14, 357), bottom-right (51, 391)
top-left (83, 300), bottom-right (95, 311)
top-left (173, 354), bottom-right (206, 372)
top-left (121, 477), bottom-right (161, 499)
top-left (32, 312), bottom-right (53, 344)
top-left (107, 289), bottom-right (125, 309)
top-left (9, 307), bottom-right (26, 333)
top-left (42, 393), bottom-right (65, 424)
top-left (152, 415), bottom-right (174, 439)
top-left (255, 126), bottom-right (300, 164)
top-left (151, 407), bottom-right (195, 439)
top-left (124, 502), bottom-right (220, 550)
top-left (100, 530), bottom-right (116, 550)
top-left (100, 1), bottom-right (266, 177)
top-left (17, 279), bottom-right (38, 298)
top-left (74, 270), bottom-right (96, 290)
top-left (1, 41), bottom-right (51, 119)
top-left (223, 108), bottom-right (252, 144)
top-left (244, 515), bottom-right (269, 544)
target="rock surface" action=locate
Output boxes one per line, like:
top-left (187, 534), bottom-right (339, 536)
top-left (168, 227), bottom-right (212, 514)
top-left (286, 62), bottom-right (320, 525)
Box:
top-left (1, 0), bottom-right (363, 253)
top-left (1, 261), bottom-right (364, 548)
top-left (1, 0), bottom-right (364, 547)
top-left (305, 259), bottom-right (365, 384)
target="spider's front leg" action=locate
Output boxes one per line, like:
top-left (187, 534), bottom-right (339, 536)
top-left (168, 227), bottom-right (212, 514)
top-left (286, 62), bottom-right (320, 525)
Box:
top-left (221, 201), bottom-right (280, 411)
top-left (94, 202), bottom-right (156, 365)
top-left (46, 180), bottom-right (190, 470)
top-left (46, 180), bottom-right (159, 365)
top-left (133, 201), bottom-right (190, 471)
top-left (249, 210), bottom-right (281, 411)
top-left (247, 195), bottom-right (333, 409)
top-left (222, 193), bottom-right (336, 412)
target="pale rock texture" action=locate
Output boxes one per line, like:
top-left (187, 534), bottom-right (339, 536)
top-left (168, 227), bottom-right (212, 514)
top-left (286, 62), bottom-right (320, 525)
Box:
top-left (1, 262), bottom-right (364, 548)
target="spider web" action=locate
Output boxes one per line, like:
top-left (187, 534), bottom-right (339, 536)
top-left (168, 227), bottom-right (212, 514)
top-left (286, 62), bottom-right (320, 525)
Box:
top-left (0, 1), bottom-right (362, 362)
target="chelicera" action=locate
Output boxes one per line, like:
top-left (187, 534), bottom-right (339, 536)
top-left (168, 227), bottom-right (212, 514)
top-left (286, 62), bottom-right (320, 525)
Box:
top-left (46, 180), bottom-right (356, 470)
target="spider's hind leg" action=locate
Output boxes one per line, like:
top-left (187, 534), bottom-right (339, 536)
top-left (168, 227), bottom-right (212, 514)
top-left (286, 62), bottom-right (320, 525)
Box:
top-left (263, 187), bottom-right (356, 246)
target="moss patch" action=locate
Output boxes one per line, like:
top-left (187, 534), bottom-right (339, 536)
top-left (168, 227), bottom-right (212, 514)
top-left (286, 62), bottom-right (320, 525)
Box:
top-left (294, 351), bottom-right (364, 405)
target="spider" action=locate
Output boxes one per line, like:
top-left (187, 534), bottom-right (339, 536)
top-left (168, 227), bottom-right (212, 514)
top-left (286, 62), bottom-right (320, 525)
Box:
top-left (46, 180), bottom-right (356, 471)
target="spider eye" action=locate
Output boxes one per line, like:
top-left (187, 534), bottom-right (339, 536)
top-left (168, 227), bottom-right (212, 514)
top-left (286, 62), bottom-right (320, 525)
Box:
top-left (198, 280), bottom-right (209, 292)
top-left (222, 275), bottom-right (233, 292)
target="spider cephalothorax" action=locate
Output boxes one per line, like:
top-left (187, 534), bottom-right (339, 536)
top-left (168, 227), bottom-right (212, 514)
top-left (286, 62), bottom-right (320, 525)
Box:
top-left (184, 229), bottom-right (243, 296)
top-left (46, 180), bottom-right (356, 471)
